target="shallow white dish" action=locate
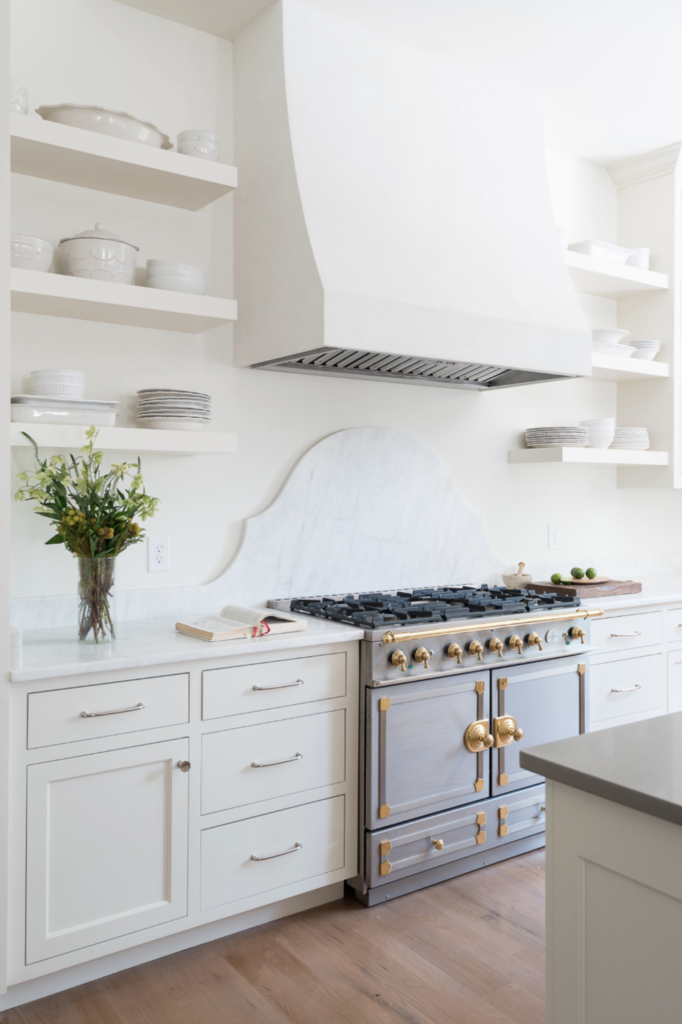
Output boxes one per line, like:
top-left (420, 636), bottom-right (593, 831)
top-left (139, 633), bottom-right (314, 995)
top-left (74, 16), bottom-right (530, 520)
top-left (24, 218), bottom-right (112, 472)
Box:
top-left (59, 222), bottom-right (138, 285)
top-left (137, 417), bottom-right (206, 431)
top-left (12, 394), bottom-right (117, 410)
top-left (36, 104), bottom-right (172, 149)
top-left (145, 275), bottom-right (207, 295)
top-left (10, 234), bottom-right (53, 272)
top-left (592, 343), bottom-right (636, 358)
top-left (569, 240), bottom-right (636, 263)
top-left (11, 406), bottom-right (117, 427)
top-left (591, 328), bottom-right (631, 346)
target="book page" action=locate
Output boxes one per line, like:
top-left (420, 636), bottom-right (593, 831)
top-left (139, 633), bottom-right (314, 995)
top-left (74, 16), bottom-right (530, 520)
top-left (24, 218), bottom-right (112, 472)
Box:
top-left (218, 605), bottom-right (265, 627)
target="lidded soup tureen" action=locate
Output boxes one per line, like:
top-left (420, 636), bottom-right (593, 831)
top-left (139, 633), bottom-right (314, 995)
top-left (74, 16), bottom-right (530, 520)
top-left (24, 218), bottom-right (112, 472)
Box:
top-left (58, 223), bottom-right (139, 285)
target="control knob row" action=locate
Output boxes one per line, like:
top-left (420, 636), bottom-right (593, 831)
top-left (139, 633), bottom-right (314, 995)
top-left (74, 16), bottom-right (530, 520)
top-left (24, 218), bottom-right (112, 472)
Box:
top-left (391, 624), bottom-right (586, 671)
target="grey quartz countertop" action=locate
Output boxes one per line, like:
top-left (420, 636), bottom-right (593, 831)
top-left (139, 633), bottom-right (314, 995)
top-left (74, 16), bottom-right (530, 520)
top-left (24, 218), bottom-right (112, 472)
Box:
top-left (11, 612), bottom-right (363, 683)
top-left (521, 712), bottom-right (682, 827)
top-left (578, 573), bottom-right (682, 612)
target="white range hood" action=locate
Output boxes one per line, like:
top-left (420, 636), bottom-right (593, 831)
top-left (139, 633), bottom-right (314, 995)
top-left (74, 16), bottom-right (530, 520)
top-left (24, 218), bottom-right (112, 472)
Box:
top-left (234, 0), bottom-right (591, 390)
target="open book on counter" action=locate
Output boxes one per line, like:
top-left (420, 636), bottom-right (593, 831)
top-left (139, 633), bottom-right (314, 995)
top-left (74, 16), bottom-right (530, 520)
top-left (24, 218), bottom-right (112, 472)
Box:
top-left (175, 605), bottom-right (306, 642)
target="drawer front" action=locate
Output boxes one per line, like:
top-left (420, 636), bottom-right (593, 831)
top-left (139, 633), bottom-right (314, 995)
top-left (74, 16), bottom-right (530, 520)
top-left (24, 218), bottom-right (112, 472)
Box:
top-left (591, 611), bottom-right (662, 654)
top-left (201, 709), bottom-right (346, 814)
top-left (367, 784), bottom-right (545, 888)
top-left (202, 653), bottom-right (346, 721)
top-left (28, 673), bottom-right (190, 748)
top-left (200, 795), bottom-right (345, 911)
top-left (590, 651), bottom-right (665, 724)
top-left (666, 608), bottom-right (682, 644)
top-left (668, 651), bottom-right (682, 714)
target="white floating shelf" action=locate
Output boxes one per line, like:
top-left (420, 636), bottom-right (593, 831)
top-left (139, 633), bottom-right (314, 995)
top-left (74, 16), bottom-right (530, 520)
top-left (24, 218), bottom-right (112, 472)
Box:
top-left (11, 423), bottom-right (237, 456)
top-left (591, 352), bottom-right (669, 382)
top-left (509, 447), bottom-right (668, 467)
top-left (565, 250), bottom-right (669, 299)
top-left (10, 113), bottom-right (237, 211)
top-left (11, 268), bottom-right (237, 333)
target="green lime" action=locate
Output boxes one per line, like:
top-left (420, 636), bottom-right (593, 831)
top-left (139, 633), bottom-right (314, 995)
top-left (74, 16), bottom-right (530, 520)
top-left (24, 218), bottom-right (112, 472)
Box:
top-left (550, 573), bottom-right (562, 584)
top-left (586, 567), bottom-right (597, 579)
top-left (571, 567), bottom-right (585, 579)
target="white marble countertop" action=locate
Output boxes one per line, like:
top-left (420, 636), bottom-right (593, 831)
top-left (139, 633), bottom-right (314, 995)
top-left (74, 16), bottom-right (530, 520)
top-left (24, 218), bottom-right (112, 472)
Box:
top-left (11, 613), bottom-right (364, 683)
top-left (578, 574), bottom-right (682, 613)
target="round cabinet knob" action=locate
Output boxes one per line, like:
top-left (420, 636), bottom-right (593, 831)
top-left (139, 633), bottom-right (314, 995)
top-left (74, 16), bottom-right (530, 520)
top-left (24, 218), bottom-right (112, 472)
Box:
top-left (431, 838), bottom-right (444, 851)
top-left (464, 720), bottom-right (494, 752)
top-left (447, 642), bottom-right (463, 664)
top-left (527, 631), bottom-right (544, 651)
top-left (488, 637), bottom-right (504, 658)
top-left (571, 625), bottom-right (586, 645)
top-left (391, 650), bottom-right (407, 672)
top-left (509, 634), bottom-right (524, 655)
top-left (469, 640), bottom-right (484, 661)
top-left (414, 646), bottom-right (434, 670)
top-left (177, 760), bottom-right (191, 772)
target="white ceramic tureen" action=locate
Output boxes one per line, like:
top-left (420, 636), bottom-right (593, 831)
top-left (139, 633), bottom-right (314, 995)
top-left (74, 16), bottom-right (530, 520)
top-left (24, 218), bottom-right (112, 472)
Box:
top-left (36, 104), bottom-right (172, 149)
top-left (59, 223), bottom-right (139, 285)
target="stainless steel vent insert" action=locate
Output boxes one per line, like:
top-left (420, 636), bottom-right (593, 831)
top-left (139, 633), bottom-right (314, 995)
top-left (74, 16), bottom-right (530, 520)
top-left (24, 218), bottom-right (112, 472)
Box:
top-left (256, 348), bottom-right (572, 391)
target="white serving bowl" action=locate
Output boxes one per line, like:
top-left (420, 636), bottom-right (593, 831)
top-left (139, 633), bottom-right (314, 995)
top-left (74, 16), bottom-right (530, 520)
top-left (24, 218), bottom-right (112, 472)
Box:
top-left (569, 240), bottom-right (636, 263)
top-left (146, 260), bottom-right (206, 277)
top-left (10, 78), bottom-right (28, 114)
top-left (586, 432), bottom-right (616, 449)
top-left (59, 223), bottom-right (138, 285)
top-left (632, 348), bottom-right (660, 361)
top-left (11, 406), bottom-right (116, 427)
top-left (10, 234), bottom-right (53, 272)
top-left (177, 129), bottom-right (220, 161)
top-left (36, 104), bottom-right (172, 149)
top-left (592, 328), bottom-right (631, 346)
top-left (145, 274), bottom-right (207, 295)
top-left (592, 343), bottom-right (636, 358)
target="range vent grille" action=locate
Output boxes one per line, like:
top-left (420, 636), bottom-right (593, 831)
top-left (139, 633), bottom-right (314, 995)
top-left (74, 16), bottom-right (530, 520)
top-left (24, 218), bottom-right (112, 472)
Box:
top-left (259, 348), bottom-right (570, 390)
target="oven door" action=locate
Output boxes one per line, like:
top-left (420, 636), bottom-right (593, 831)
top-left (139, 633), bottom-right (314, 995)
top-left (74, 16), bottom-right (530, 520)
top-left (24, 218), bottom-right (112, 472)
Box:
top-left (491, 654), bottom-right (587, 796)
top-left (366, 671), bottom-right (491, 830)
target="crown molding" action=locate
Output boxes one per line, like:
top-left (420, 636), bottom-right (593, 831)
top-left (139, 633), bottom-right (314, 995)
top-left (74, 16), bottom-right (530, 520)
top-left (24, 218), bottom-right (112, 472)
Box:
top-left (608, 143), bottom-right (682, 189)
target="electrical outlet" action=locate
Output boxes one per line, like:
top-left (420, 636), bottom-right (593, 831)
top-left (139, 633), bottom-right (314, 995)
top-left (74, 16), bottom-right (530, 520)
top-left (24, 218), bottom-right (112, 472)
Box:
top-left (148, 536), bottom-right (170, 573)
top-left (548, 524), bottom-right (561, 550)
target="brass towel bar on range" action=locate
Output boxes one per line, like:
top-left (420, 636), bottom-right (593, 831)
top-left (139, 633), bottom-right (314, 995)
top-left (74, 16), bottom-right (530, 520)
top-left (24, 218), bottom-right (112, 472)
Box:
top-left (382, 607), bottom-right (604, 645)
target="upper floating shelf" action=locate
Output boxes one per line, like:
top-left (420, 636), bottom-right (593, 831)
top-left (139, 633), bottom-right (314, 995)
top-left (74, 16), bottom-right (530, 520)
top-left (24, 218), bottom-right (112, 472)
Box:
top-left (10, 113), bottom-right (237, 211)
top-left (509, 447), bottom-right (669, 467)
top-left (11, 423), bottom-right (237, 456)
top-left (565, 250), bottom-right (669, 299)
top-left (11, 268), bottom-right (237, 334)
top-left (591, 352), bottom-right (670, 382)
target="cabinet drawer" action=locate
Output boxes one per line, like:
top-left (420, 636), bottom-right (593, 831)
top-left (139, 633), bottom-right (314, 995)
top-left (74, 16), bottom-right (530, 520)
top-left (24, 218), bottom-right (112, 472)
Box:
top-left (202, 709), bottom-right (346, 814)
top-left (200, 795), bottom-right (345, 911)
top-left (590, 651), bottom-right (665, 724)
top-left (666, 608), bottom-right (682, 644)
top-left (202, 653), bottom-right (346, 720)
top-left (28, 673), bottom-right (190, 749)
top-left (591, 612), bottom-right (661, 654)
top-left (366, 785), bottom-right (545, 888)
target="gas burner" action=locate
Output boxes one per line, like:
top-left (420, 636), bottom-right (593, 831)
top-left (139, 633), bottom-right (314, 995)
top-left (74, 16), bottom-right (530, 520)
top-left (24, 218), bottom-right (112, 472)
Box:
top-left (288, 584), bottom-right (580, 629)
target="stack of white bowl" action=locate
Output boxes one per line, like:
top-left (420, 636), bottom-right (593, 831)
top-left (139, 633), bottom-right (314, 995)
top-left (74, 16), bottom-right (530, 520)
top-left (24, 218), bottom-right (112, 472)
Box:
top-left (591, 328), bottom-right (635, 357)
top-left (10, 234), bottom-right (54, 272)
top-left (177, 129), bottom-right (220, 161)
top-left (10, 79), bottom-right (28, 114)
top-left (136, 389), bottom-right (211, 431)
top-left (610, 428), bottom-right (650, 451)
top-left (629, 339), bottom-right (661, 361)
top-left (30, 369), bottom-right (85, 398)
top-left (580, 418), bottom-right (615, 448)
top-left (525, 427), bottom-right (589, 448)
top-left (145, 260), bottom-right (207, 295)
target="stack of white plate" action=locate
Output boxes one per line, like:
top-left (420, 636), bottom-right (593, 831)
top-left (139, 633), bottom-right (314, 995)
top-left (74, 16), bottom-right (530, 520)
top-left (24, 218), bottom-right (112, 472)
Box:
top-left (30, 369), bottom-right (85, 398)
top-left (609, 428), bottom-right (650, 450)
top-left (136, 389), bottom-right (211, 431)
top-left (580, 418), bottom-right (615, 449)
top-left (525, 427), bottom-right (590, 449)
top-left (629, 339), bottom-right (661, 361)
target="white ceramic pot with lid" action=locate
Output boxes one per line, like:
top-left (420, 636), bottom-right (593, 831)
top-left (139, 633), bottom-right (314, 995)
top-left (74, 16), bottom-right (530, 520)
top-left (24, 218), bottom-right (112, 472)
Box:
top-left (58, 223), bottom-right (139, 284)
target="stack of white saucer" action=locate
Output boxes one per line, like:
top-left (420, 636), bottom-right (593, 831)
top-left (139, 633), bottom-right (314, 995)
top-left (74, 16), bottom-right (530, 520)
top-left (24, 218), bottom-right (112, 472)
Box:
top-left (136, 389), bottom-right (211, 431)
top-left (609, 427), bottom-right (650, 450)
top-left (525, 427), bottom-right (589, 449)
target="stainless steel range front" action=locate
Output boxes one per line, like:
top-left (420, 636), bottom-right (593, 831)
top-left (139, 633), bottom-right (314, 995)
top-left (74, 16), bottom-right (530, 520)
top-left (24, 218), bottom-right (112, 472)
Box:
top-left (281, 585), bottom-right (603, 905)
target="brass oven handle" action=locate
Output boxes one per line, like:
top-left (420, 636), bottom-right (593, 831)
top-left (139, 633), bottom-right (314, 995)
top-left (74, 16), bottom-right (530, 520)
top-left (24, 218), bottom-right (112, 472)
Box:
top-left (382, 608), bottom-right (603, 644)
top-left (252, 752), bottom-right (303, 768)
top-left (251, 842), bottom-right (302, 862)
top-left (494, 715), bottom-right (524, 747)
top-left (253, 679), bottom-right (304, 690)
top-left (610, 631), bottom-right (641, 638)
top-left (81, 702), bottom-right (145, 718)
top-left (610, 684), bottom-right (642, 693)
top-left (464, 720), bottom-right (494, 753)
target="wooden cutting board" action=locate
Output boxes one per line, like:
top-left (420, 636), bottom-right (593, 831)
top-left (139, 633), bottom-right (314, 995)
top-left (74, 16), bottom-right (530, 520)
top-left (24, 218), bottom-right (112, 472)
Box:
top-left (531, 579), bottom-right (642, 599)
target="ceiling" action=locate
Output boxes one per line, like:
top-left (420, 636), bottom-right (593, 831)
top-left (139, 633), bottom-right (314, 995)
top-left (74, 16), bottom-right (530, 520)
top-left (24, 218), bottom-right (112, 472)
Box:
top-left (116, 0), bottom-right (682, 165)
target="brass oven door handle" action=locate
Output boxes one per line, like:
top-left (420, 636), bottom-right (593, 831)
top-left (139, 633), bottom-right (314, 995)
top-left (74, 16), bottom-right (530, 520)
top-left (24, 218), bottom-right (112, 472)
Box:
top-left (493, 715), bottom-right (524, 748)
top-left (610, 631), bottom-right (641, 638)
top-left (464, 720), bottom-right (494, 753)
top-left (81, 702), bottom-right (145, 718)
top-left (252, 752), bottom-right (303, 768)
top-left (610, 684), bottom-right (642, 693)
top-left (251, 842), bottom-right (303, 861)
top-left (253, 679), bottom-right (304, 690)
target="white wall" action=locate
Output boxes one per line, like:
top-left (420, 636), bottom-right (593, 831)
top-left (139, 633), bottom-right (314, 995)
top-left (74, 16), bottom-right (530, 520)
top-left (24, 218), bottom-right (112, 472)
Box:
top-left (10, 0), bottom-right (682, 605)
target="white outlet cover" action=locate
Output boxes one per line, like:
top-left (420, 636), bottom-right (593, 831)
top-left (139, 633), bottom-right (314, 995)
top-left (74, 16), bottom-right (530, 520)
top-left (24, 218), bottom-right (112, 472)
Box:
top-left (147, 536), bottom-right (170, 573)
top-left (548, 524), bottom-right (561, 550)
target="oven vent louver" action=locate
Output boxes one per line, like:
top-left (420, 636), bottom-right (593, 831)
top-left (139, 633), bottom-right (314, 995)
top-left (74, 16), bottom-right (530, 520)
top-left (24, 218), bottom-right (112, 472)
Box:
top-left (261, 348), bottom-right (568, 390)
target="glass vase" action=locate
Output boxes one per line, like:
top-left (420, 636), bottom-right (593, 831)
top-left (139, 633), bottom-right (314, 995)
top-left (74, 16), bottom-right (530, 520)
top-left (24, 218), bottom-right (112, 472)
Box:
top-left (78, 557), bottom-right (117, 644)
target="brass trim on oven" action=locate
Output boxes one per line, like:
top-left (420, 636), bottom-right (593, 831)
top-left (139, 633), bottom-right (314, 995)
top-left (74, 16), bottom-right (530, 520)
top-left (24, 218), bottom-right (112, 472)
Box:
top-left (382, 608), bottom-right (603, 644)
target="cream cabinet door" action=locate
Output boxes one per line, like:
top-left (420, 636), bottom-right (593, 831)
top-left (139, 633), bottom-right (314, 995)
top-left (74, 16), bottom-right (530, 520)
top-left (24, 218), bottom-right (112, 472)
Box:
top-left (26, 739), bottom-right (189, 964)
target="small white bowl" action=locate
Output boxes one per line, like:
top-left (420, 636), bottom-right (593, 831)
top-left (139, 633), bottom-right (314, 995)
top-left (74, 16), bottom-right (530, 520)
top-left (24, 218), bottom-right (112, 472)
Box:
top-left (146, 260), bottom-right (206, 278)
top-left (177, 129), bottom-right (220, 161)
top-left (580, 418), bottom-right (615, 427)
top-left (632, 349), bottom-right (660, 361)
top-left (10, 234), bottom-right (53, 272)
top-left (586, 432), bottom-right (616, 449)
top-left (593, 343), bottom-right (636, 358)
top-left (145, 275), bottom-right (207, 295)
top-left (592, 328), bottom-right (631, 346)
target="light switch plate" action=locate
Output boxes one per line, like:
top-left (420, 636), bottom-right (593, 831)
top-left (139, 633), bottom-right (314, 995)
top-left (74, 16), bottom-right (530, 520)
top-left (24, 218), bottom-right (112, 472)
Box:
top-left (548, 524), bottom-right (561, 550)
top-left (147, 536), bottom-right (170, 573)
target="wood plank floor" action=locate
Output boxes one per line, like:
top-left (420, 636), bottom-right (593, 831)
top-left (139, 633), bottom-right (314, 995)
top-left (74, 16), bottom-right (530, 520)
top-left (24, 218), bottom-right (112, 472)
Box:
top-left (4, 850), bottom-right (545, 1024)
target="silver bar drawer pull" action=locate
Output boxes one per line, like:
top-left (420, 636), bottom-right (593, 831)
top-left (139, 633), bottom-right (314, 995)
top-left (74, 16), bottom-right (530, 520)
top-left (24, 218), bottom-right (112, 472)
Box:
top-left (610, 631), bottom-right (642, 638)
top-left (252, 752), bottom-right (303, 768)
top-left (610, 684), bottom-right (642, 693)
top-left (81, 702), bottom-right (145, 718)
top-left (253, 679), bottom-right (304, 691)
top-left (251, 842), bottom-right (303, 862)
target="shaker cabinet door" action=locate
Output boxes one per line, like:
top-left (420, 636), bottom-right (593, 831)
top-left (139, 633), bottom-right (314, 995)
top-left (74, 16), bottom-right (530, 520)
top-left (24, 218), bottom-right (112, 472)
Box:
top-left (366, 672), bottom-right (491, 829)
top-left (26, 739), bottom-right (189, 964)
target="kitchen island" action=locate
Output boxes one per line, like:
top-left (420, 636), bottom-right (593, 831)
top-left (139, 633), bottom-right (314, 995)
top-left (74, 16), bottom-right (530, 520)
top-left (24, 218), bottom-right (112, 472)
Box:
top-left (521, 717), bottom-right (682, 1024)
